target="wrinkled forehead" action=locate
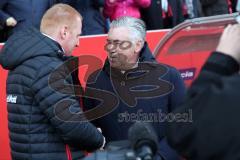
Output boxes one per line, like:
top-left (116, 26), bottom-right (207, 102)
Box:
top-left (107, 27), bottom-right (131, 41)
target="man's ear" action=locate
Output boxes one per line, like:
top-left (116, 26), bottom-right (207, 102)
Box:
top-left (60, 25), bottom-right (68, 40)
top-left (134, 40), bottom-right (144, 54)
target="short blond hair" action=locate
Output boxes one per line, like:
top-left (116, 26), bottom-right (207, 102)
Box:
top-left (40, 4), bottom-right (82, 34)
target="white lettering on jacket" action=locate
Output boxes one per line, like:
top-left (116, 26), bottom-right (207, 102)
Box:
top-left (7, 95), bottom-right (17, 104)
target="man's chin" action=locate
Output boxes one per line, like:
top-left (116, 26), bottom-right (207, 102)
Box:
top-left (110, 63), bottom-right (119, 68)
top-left (64, 51), bottom-right (72, 56)
top-left (109, 62), bottom-right (121, 69)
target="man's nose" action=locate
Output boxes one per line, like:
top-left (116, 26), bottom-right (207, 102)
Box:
top-left (110, 44), bottom-right (120, 53)
top-left (111, 47), bottom-right (117, 53)
top-left (108, 47), bottom-right (116, 55)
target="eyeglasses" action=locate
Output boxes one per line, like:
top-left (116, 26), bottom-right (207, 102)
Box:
top-left (104, 40), bottom-right (132, 52)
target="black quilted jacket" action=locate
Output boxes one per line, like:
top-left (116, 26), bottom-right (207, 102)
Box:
top-left (0, 27), bottom-right (104, 160)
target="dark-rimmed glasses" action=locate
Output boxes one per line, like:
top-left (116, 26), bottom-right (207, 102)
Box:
top-left (104, 40), bottom-right (132, 52)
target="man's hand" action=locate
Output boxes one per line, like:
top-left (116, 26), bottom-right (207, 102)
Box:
top-left (216, 24), bottom-right (240, 63)
top-left (6, 17), bottom-right (17, 27)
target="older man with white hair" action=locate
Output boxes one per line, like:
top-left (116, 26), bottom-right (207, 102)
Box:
top-left (84, 16), bottom-right (186, 160)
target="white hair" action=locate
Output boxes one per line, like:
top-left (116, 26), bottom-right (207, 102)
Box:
top-left (110, 16), bottom-right (146, 43)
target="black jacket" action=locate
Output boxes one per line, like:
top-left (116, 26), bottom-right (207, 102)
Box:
top-left (0, 27), bottom-right (104, 160)
top-left (141, 0), bottom-right (184, 30)
top-left (84, 43), bottom-right (186, 160)
top-left (167, 52), bottom-right (240, 159)
top-left (200, 0), bottom-right (229, 16)
top-left (73, 0), bottom-right (106, 35)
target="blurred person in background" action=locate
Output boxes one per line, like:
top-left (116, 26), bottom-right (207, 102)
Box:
top-left (184, 0), bottom-right (203, 18)
top-left (141, 0), bottom-right (184, 30)
top-left (200, 0), bottom-right (229, 16)
top-left (103, 0), bottom-right (151, 21)
top-left (0, 0), bottom-right (74, 41)
top-left (73, 0), bottom-right (106, 35)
